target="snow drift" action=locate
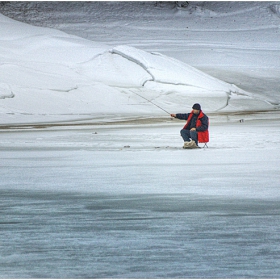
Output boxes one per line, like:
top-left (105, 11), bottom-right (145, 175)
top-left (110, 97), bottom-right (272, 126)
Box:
top-left (0, 13), bottom-right (275, 125)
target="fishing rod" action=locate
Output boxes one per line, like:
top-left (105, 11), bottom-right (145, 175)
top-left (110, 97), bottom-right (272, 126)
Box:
top-left (131, 90), bottom-right (171, 115)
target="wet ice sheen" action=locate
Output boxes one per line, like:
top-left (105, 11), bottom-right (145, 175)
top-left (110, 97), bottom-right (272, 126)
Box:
top-left (1, 190), bottom-right (280, 278)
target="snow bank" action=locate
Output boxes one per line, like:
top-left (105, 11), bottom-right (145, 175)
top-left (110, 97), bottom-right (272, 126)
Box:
top-left (113, 45), bottom-right (232, 90)
top-left (77, 51), bottom-right (152, 87)
top-left (0, 13), bottom-right (276, 125)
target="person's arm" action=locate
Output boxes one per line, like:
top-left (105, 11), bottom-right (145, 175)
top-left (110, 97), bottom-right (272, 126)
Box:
top-left (170, 113), bottom-right (189, 120)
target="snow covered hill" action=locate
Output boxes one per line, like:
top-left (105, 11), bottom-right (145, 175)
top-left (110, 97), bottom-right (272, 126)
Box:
top-left (0, 2), bottom-right (279, 125)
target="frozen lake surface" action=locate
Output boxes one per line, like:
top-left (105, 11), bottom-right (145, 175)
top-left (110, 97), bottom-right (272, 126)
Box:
top-left (1, 119), bottom-right (280, 278)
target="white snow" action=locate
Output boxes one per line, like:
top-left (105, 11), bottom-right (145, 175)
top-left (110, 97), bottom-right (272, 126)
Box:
top-left (1, 120), bottom-right (280, 199)
top-left (1, 3), bottom-right (280, 278)
top-left (1, 3), bottom-right (279, 125)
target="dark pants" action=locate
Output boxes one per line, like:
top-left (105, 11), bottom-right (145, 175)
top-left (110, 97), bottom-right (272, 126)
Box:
top-left (180, 129), bottom-right (198, 145)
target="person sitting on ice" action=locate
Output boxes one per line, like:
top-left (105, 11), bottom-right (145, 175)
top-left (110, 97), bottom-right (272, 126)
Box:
top-left (170, 103), bottom-right (209, 149)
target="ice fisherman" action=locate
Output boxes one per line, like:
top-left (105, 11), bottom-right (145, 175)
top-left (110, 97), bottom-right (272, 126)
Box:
top-left (170, 103), bottom-right (209, 149)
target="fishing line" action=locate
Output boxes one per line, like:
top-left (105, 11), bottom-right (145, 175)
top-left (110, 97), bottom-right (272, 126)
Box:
top-left (131, 90), bottom-right (171, 115)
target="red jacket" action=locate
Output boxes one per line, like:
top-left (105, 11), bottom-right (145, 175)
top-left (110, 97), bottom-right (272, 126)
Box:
top-left (183, 111), bottom-right (209, 143)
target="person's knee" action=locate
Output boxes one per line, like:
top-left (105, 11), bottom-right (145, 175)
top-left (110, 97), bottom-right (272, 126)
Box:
top-left (190, 130), bottom-right (198, 139)
top-left (190, 130), bottom-right (196, 135)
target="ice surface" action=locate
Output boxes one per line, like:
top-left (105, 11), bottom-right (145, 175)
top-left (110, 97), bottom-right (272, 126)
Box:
top-left (1, 120), bottom-right (280, 198)
top-left (1, 120), bottom-right (280, 278)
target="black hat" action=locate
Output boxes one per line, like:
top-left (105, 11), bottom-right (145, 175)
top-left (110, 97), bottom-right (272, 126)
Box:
top-left (192, 103), bottom-right (201, 110)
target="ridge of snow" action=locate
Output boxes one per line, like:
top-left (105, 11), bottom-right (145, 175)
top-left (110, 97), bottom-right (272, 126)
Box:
top-left (112, 45), bottom-right (234, 91)
top-left (0, 11), bottom-right (277, 125)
